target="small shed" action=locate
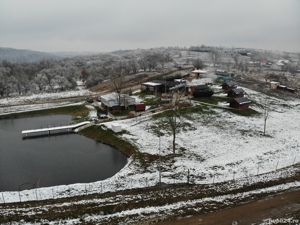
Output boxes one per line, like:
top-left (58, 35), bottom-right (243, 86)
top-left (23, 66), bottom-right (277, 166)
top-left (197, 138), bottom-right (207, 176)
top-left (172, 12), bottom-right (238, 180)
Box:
top-left (221, 81), bottom-right (237, 91)
top-left (270, 81), bottom-right (280, 90)
top-left (191, 69), bottom-right (207, 79)
top-left (227, 88), bottom-right (245, 98)
top-left (189, 85), bottom-right (214, 97)
top-left (141, 81), bottom-right (162, 95)
top-left (229, 97), bottom-right (251, 110)
top-left (141, 80), bottom-right (175, 95)
top-left (215, 70), bottom-right (229, 76)
top-left (134, 103), bottom-right (146, 112)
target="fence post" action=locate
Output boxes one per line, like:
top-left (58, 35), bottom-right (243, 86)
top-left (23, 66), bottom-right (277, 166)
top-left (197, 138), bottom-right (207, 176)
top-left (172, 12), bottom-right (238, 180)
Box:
top-left (213, 173), bottom-right (216, 184)
top-left (52, 188), bottom-right (55, 199)
top-left (293, 157), bottom-right (296, 165)
top-left (275, 161), bottom-right (279, 171)
top-left (18, 191), bottom-right (21, 202)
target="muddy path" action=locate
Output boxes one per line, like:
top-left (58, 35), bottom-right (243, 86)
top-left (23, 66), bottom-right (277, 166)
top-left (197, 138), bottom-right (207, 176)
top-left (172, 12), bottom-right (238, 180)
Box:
top-left (157, 189), bottom-right (300, 225)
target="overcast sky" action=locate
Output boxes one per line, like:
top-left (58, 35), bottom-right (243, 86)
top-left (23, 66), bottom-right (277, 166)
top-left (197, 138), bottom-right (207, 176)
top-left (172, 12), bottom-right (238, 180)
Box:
top-left (1, 0), bottom-right (299, 53)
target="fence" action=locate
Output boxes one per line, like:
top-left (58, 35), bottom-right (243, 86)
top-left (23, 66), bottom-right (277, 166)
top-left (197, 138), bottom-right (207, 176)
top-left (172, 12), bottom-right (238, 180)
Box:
top-left (0, 157), bottom-right (298, 204)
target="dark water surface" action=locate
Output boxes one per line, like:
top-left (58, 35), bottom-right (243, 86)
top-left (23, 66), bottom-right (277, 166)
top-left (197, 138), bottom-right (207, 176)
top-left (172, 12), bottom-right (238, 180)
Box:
top-left (0, 115), bottom-right (127, 191)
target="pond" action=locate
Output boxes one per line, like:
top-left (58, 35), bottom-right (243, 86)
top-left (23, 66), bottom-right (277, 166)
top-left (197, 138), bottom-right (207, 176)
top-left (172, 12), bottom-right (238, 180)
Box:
top-left (0, 115), bottom-right (127, 192)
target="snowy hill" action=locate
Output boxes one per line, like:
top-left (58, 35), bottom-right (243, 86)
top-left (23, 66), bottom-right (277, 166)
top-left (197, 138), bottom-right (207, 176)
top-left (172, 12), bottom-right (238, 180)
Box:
top-left (0, 47), bottom-right (62, 63)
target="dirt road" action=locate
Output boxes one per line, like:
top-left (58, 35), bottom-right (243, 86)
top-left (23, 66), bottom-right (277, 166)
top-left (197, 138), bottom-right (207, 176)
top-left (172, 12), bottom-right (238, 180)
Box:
top-left (157, 189), bottom-right (300, 225)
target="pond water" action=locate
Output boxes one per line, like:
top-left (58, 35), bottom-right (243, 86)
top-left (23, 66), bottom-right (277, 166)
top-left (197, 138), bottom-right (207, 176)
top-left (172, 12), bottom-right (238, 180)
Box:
top-left (0, 115), bottom-right (127, 192)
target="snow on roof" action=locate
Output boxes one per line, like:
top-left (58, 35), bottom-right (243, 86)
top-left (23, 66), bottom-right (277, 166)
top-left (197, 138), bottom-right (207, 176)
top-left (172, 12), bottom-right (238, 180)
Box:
top-left (142, 82), bottom-right (163, 86)
top-left (275, 62), bottom-right (284, 66)
top-left (232, 97), bottom-right (251, 104)
top-left (100, 92), bottom-right (136, 107)
top-left (231, 88), bottom-right (245, 94)
top-left (191, 69), bottom-right (207, 74)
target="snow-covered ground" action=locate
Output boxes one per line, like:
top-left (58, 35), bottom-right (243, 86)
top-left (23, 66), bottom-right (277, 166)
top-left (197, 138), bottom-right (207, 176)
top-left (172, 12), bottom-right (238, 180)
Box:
top-left (0, 89), bottom-right (92, 115)
top-left (0, 85), bottom-right (299, 204)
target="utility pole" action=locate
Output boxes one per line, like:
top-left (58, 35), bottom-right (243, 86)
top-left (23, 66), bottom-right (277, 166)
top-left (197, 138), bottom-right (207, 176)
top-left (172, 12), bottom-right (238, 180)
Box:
top-left (159, 136), bottom-right (161, 186)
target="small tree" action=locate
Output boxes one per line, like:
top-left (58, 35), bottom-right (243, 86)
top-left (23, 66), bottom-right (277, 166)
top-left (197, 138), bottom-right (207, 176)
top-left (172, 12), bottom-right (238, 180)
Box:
top-left (109, 66), bottom-right (127, 110)
top-left (192, 58), bottom-right (205, 70)
top-left (150, 91), bottom-right (192, 155)
top-left (263, 99), bottom-right (270, 136)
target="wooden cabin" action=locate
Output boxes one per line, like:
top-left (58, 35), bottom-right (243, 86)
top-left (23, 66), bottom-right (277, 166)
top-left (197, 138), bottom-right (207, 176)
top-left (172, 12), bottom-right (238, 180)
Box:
top-left (189, 85), bottom-right (214, 97)
top-left (221, 81), bottom-right (237, 91)
top-left (227, 88), bottom-right (245, 98)
top-left (141, 80), bottom-right (175, 95)
top-left (229, 97), bottom-right (251, 110)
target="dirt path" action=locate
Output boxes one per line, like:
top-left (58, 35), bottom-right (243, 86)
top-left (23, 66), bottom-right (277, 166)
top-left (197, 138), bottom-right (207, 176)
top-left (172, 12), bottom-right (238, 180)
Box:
top-left (157, 189), bottom-right (300, 225)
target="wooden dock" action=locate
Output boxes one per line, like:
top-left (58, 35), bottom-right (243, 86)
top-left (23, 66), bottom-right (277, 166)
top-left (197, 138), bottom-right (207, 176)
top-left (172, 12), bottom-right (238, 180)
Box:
top-left (21, 121), bottom-right (91, 137)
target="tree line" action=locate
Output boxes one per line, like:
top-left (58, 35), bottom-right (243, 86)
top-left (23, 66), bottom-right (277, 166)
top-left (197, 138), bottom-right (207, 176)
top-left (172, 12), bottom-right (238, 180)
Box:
top-left (0, 50), bottom-right (173, 97)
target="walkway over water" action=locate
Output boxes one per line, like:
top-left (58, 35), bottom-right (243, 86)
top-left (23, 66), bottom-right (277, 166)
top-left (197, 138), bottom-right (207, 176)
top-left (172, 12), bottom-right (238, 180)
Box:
top-left (21, 121), bottom-right (91, 137)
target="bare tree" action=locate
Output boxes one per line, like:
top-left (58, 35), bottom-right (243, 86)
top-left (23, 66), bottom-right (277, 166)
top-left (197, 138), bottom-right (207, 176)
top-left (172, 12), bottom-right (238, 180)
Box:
top-left (210, 49), bottom-right (221, 66)
top-left (231, 53), bottom-right (240, 68)
top-left (0, 67), bottom-right (10, 96)
top-left (192, 58), bottom-right (205, 70)
top-left (150, 91), bottom-right (192, 155)
top-left (128, 59), bottom-right (139, 74)
top-left (286, 63), bottom-right (298, 77)
top-left (109, 66), bottom-right (127, 110)
top-left (81, 68), bottom-right (90, 82)
top-left (263, 98), bottom-right (270, 136)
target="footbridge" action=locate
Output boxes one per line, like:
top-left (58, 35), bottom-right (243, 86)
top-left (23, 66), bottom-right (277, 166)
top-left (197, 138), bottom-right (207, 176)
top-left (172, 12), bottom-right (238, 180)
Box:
top-left (21, 121), bottom-right (91, 137)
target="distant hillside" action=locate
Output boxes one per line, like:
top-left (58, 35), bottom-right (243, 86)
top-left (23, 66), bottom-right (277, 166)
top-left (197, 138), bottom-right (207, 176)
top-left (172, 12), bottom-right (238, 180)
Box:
top-left (0, 47), bottom-right (63, 63)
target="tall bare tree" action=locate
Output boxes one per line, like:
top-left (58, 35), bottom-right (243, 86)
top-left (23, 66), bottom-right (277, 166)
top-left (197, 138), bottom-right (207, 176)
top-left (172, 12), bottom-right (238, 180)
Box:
top-left (110, 66), bottom-right (127, 109)
top-left (231, 53), bottom-right (240, 68)
top-left (149, 91), bottom-right (192, 155)
top-left (263, 98), bottom-right (270, 136)
top-left (210, 49), bottom-right (221, 67)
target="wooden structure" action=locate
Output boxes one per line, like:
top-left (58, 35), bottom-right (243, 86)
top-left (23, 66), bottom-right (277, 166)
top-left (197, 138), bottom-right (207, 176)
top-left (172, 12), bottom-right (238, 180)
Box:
top-left (221, 81), bottom-right (237, 91)
top-left (270, 81), bottom-right (280, 89)
top-left (191, 69), bottom-right (207, 79)
top-left (229, 97), bottom-right (251, 110)
top-left (227, 88), bottom-right (245, 98)
top-left (22, 121), bottom-right (91, 137)
top-left (134, 103), bottom-right (146, 112)
top-left (141, 80), bottom-right (175, 95)
top-left (189, 85), bottom-right (214, 97)
top-left (141, 81), bottom-right (163, 95)
top-left (100, 92), bottom-right (136, 113)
